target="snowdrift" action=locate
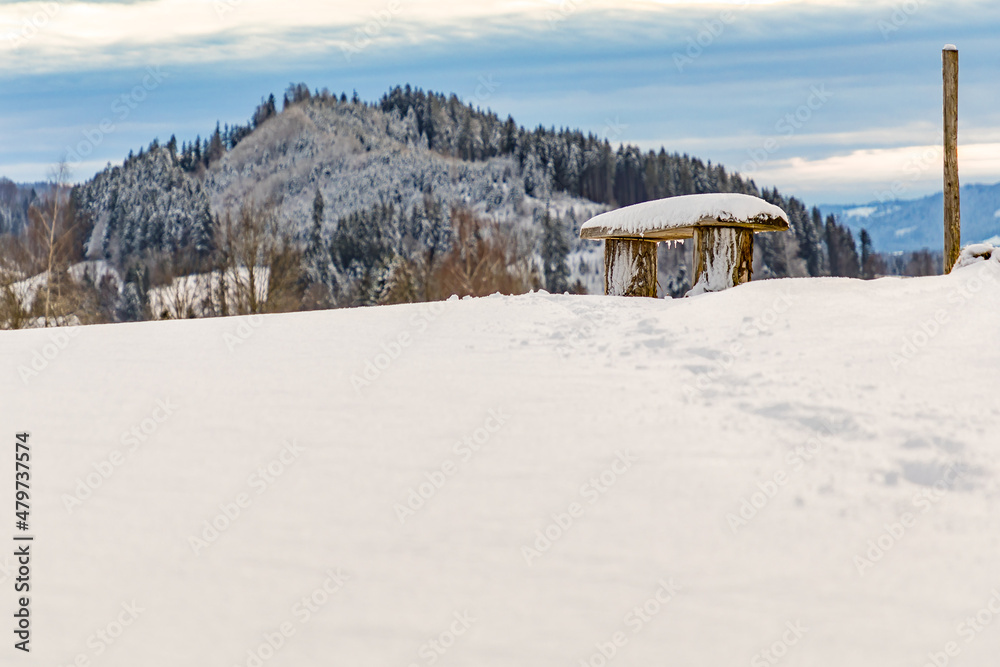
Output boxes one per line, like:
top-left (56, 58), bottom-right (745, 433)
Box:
top-left (2, 259), bottom-right (999, 667)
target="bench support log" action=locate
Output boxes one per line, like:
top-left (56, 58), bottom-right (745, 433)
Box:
top-left (692, 227), bottom-right (753, 293)
top-left (604, 238), bottom-right (657, 297)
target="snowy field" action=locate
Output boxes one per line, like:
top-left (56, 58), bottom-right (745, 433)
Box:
top-left (2, 254), bottom-right (999, 667)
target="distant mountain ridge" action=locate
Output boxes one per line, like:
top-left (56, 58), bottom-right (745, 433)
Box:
top-left (821, 182), bottom-right (1000, 254)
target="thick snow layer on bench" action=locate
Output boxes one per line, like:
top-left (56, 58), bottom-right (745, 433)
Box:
top-left (581, 193), bottom-right (789, 239)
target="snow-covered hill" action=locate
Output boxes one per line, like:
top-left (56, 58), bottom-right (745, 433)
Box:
top-left (205, 102), bottom-right (603, 236)
top-left (2, 256), bottom-right (999, 666)
top-left (822, 182), bottom-right (1000, 253)
top-left (205, 101), bottom-right (608, 293)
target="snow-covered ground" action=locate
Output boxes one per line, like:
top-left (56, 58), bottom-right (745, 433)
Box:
top-left (7, 260), bottom-right (120, 315)
top-left (2, 255), bottom-right (999, 667)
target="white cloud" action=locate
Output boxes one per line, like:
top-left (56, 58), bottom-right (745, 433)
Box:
top-left (638, 123), bottom-right (942, 155)
top-left (0, 0), bottom-right (600, 68)
top-left (746, 143), bottom-right (1000, 203)
top-left (0, 0), bottom-right (887, 73)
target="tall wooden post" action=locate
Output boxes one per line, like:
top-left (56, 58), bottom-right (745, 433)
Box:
top-left (943, 45), bottom-right (961, 273)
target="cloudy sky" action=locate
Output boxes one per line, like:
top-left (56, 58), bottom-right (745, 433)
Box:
top-left (1, 0), bottom-right (998, 204)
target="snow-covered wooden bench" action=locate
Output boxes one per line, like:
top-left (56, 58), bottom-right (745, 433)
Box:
top-left (580, 193), bottom-right (789, 296)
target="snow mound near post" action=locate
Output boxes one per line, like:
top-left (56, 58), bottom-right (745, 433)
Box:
top-left (952, 243), bottom-right (997, 270)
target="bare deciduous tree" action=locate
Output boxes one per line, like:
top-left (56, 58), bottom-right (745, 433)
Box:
top-left (433, 208), bottom-right (538, 299)
top-left (215, 200), bottom-right (302, 315)
top-left (24, 162), bottom-right (84, 325)
top-left (146, 251), bottom-right (213, 319)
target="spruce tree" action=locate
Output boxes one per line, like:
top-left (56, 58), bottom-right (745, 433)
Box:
top-left (117, 265), bottom-right (149, 322)
top-left (191, 202), bottom-right (214, 257)
top-left (206, 123), bottom-right (224, 165)
top-left (540, 209), bottom-right (569, 293)
top-left (860, 229), bottom-right (874, 279)
top-left (799, 207), bottom-right (826, 276)
top-left (826, 216), bottom-right (861, 278)
top-left (305, 190), bottom-right (328, 281)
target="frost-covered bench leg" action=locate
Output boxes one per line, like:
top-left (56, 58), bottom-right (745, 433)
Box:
top-left (604, 238), bottom-right (657, 297)
top-left (691, 227), bottom-right (753, 293)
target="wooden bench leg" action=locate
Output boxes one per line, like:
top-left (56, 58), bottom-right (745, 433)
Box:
top-left (605, 238), bottom-right (657, 297)
top-left (692, 227), bottom-right (753, 293)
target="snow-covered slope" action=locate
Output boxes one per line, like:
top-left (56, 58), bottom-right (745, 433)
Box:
top-left (205, 101), bottom-right (604, 236)
top-left (2, 259), bottom-right (999, 666)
